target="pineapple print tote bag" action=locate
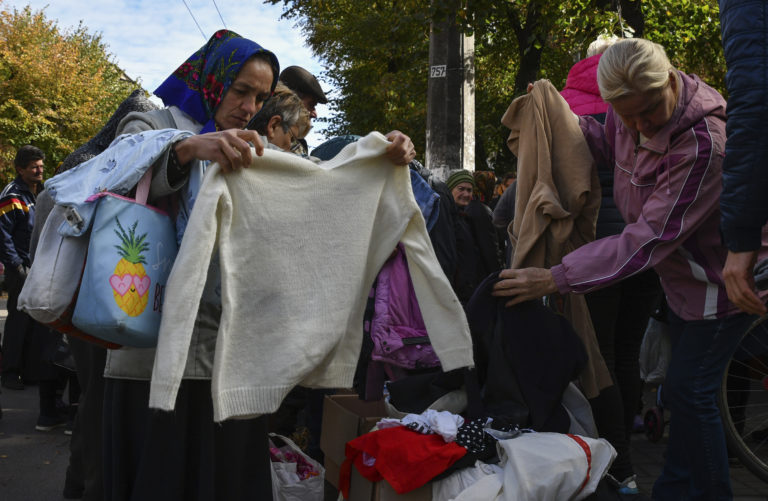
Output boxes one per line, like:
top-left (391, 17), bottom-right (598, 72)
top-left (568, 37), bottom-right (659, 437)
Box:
top-left (72, 170), bottom-right (177, 347)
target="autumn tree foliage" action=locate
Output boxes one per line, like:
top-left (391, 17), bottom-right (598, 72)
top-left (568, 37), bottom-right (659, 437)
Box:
top-left (267, 0), bottom-right (723, 173)
top-left (266, 0), bottom-right (431, 156)
top-left (0, 2), bottom-right (140, 183)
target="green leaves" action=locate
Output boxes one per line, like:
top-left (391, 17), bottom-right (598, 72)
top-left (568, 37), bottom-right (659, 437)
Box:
top-left (642, 0), bottom-right (724, 93)
top-left (0, 2), bottom-right (140, 184)
top-left (265, 0), bottom-right (724, 174)
top-left (266, 0), bottom-right (430, 154)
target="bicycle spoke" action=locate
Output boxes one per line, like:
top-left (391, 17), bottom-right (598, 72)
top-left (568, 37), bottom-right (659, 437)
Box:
top-left (731, 346), bottom-right (768, 375)
top-left (747, 323), bottom-right (768, 350)
top-left (719, 314), bottom-right (768, 481)
top-left (748, 436), bottom-right (768, 456)
top-left (725, 404), bottom-right (768, 415)
top-left (725, 373), bottom-right (766, 385)
top-left (740, 324), bottom-right (768, 369)
top-left (744, 412), bottom-right (768, 428)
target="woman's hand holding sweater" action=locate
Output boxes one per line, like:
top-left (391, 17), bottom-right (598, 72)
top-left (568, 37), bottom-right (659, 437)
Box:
top-left (174, 129), bottom-right (265, 173)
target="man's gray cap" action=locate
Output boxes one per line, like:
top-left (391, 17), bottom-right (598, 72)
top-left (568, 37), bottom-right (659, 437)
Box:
top-left (279, 65), bottom-right (328, 104)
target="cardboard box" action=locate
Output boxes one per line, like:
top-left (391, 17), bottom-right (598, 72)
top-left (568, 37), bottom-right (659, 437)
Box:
top-left (324, 457), bottom-right (341, 491)
top-left (320, 393), bottom-right (387, 486)
top-left (325, 458), bottom-right (432, 501)
top-left (320, 394), bottom-right (431, 500)
top-left (355, 469), bottom-right (432, 501)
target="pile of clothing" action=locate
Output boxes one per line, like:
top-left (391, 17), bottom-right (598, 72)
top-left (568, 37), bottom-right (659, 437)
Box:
top-left (340, 407), bottom-right (615, 500)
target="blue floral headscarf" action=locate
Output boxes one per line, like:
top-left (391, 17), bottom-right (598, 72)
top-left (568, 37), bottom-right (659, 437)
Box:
top-left (154, 29), bottom-right (279, 134)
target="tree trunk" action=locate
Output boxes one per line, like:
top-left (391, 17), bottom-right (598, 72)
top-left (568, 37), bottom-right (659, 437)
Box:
top-left (596, 0), bottom-right (645, 37)
top-left (514, 46), bottom-right (544, 96)
top-left (619, 0), bottom-right (644, 38)
top-left (509, 1), bottom-right (546, 96)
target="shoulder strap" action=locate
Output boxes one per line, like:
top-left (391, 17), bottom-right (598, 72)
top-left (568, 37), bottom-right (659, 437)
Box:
top-left (135, 166), bottom-right (153, 205)
top-left (155, 108), bottom-right (178, 129)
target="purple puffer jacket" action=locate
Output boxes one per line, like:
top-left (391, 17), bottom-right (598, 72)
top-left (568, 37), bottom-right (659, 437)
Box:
top-left (370, 244), bottom-right (441, 369)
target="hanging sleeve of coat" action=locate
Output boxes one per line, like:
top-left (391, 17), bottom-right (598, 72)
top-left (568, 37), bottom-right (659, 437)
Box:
top-left (500, 79), bottom-right (611, 398)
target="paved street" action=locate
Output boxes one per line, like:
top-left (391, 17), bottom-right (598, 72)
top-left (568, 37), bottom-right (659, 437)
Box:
top-left (0, 295), bottom-right (767, 500)
top-left (630, 391), bottom-right (768, 500)
top-left (0, 384), bottom-right (70, 500)
top-left (0, 297), bottom-right (71, 501)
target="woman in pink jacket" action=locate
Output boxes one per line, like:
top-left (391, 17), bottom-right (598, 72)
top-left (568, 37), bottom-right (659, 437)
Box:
top-left (493, 38), bottom-right (767, 500)
top-left (560, 38), bottom-right (662, 497)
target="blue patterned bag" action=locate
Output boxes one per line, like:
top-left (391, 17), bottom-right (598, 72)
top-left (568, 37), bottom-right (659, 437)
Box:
top-left (71, 169), bottom-right (177, 347)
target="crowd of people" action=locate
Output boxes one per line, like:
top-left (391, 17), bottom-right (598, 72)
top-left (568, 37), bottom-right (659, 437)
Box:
top-left (0, 2), bottom-right (767, 499)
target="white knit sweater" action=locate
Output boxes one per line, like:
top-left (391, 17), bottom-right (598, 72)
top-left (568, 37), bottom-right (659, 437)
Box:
top-left (148, 132), bottom-right (475, 421)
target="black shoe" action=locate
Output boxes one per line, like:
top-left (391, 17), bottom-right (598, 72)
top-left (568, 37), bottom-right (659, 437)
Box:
top-left (1, 375), bottom-right (24, 390)
top-left (64, 403), bottom-right (78, 435)
top-left (35, 414), bottom-right (67, 431)
top-left (62, 477), bottom-right (84, 499)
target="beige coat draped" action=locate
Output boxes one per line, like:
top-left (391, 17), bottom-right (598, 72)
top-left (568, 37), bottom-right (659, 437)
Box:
top-left (501, 79), bottom-right (611, 398)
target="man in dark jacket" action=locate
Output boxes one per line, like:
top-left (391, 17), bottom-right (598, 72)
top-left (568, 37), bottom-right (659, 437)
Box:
top-left (0, 145), bottom-right (44, 390)
top-left (720, 0), bottom-right (768, 315)
top-left (278, 65), bottom-right (328, 154)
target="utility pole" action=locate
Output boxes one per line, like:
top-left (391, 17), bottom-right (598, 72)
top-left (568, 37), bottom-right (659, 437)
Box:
top-left (425, 15), bottom-right (475, 181)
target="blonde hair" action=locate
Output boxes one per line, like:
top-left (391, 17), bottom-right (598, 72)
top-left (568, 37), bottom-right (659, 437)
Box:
top-left (597, 38), bottom-right (675, 102)
top-left (587, 34), bottom-right (619, 58)
top-left (249, 83), bottom-right (311, 138)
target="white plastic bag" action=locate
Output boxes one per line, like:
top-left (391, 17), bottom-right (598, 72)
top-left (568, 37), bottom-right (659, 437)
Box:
top-left (432, 460), bottom-right (503, 501)
top-left (496, 432), bottom-right (616, 501)
top-left (562, 382), bottom-right (598, 439)
top-left (639, 317), bottom-right (672, 385)
top-left (269, 433), bottom-right (324, 501)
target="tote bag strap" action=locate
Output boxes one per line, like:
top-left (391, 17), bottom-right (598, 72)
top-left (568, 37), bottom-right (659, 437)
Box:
top-left (134, 165), bottom-right (153, 205)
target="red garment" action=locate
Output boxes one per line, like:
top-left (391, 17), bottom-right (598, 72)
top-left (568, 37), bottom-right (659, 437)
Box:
top-left (559, 54), bottom-right (608, 116)
top-left (339, 426), bottom-right (466, 497)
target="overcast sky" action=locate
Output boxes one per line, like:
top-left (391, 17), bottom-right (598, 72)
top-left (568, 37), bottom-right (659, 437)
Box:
top-left (4, 0), bottom-right (332, 145)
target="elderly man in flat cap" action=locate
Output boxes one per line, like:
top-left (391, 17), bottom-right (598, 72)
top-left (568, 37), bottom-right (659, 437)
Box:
top-left (279, 66), bottom-right (328, 154)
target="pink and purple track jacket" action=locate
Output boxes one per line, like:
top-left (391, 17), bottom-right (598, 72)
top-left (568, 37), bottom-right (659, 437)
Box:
top-left (551, 71), bottom-right (768, 320)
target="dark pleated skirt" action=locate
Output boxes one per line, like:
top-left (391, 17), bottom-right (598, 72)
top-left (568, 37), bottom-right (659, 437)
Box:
top-left (103, 378), bottom-right (272, 501)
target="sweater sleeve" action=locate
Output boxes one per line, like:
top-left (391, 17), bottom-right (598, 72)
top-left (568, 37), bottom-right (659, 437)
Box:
top-left (400, 209), bottom-right (475, 372)
top-left (148, 166), bottom-right (226, 411)
top-left (552, 118), bottom-right (722, 294)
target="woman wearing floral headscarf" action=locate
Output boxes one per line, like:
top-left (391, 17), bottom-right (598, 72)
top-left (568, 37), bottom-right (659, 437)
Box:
top-left (89, 30), bottom-right (416, 501)
top-left (93, 30), bottom-right (280, 501)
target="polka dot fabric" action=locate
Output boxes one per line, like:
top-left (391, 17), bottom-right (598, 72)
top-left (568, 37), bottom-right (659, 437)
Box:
top-left (455, 418), bottom-right (520, 454)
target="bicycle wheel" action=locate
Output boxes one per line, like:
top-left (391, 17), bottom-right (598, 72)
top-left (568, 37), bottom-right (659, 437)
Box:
top-left (719, 313), bottom-right (768, 483)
